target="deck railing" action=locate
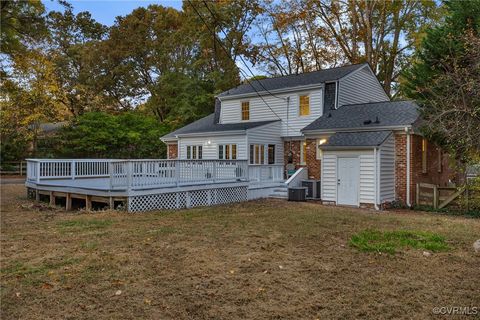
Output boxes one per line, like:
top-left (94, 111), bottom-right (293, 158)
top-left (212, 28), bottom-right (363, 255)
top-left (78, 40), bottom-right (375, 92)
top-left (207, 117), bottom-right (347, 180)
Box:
top-left (248, 164), bottom-right (284, 182)
top-left (26, 159), bottom-right (250, 190)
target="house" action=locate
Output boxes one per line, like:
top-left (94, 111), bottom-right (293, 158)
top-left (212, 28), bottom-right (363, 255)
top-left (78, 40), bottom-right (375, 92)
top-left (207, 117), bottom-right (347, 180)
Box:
top-left (162, 63), bottom-right (457, 208)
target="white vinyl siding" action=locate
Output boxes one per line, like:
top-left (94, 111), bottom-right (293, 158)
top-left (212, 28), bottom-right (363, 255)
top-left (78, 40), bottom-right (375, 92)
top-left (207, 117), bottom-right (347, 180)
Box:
top-left (321, 150), bottom-right (376, 204)
top-left (220, 88), bottom-right (323, 137)
top-left (379, 134), bottom-right (395, 202)
top-left (178, 135), bottom-right (247, 160)
top-left (247, 122), bottom-right (284, 165)
top-left (338, 66), bottom-right (389, 107)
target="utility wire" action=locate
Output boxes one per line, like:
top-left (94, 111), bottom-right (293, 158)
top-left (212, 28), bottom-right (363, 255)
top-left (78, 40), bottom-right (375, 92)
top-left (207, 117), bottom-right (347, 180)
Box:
top-left (187, 0), bottom-right (295, 129)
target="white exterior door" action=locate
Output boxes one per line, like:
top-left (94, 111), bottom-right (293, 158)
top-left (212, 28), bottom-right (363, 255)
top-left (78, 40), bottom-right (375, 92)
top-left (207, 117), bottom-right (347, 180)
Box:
top-left (337, 157), bottom-right (359, 206)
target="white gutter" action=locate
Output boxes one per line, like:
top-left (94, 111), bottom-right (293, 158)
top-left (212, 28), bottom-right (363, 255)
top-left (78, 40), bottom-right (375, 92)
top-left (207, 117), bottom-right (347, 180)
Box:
top-left (406, 127), bottom-right (411, 207)
top-left (217, 84), bottom-right (324, 101)
top-left (303, 125), bottom-right (412, 135)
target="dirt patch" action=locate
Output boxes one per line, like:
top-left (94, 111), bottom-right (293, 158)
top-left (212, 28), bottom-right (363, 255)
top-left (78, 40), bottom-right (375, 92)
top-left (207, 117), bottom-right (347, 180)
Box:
top-left (1, 184), bottom-right (479, 319)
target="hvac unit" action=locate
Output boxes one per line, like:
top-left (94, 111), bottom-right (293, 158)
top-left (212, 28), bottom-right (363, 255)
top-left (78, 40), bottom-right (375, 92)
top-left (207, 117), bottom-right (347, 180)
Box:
top-left (301, 180), bottom-right (321, 199)
top-left (288, 187), bottom-right (307, 202)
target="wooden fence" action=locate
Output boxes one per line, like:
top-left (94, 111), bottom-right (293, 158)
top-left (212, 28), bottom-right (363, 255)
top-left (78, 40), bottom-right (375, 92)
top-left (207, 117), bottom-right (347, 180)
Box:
top-left (416, 183), bottom-right (471, 209)
top-left (0, 161), bottom-right (27, 176)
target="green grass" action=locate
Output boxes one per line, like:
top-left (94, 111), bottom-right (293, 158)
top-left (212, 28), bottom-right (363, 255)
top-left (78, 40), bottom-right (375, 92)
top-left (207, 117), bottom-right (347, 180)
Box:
top-left (350, 229), bottom-right (450, 254)
top-left (1, 257), bottom-right (81, 278)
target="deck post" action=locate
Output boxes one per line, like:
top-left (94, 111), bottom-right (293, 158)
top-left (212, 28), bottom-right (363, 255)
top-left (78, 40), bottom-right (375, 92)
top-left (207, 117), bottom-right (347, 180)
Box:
top-left (71, 161), bottom-right (76, 180)
top-left (126, 161), bottom-right (133, 190)
top-left (36, 161), bottom-right (41, 183)
top-left (49, 191), bottom-right (55, 206)
top-left (35, 189), bottom-right (40, 201)
top-left (213, 161), bottom-right (216, 183)
top-left (109, 197), bottom-right (114, 210)
top-left (175, 160), bottom-right (180, 186)
top-left (85, 195), bottom-right (92, 211)
top-left (66, 193), bottom-right (72, 211)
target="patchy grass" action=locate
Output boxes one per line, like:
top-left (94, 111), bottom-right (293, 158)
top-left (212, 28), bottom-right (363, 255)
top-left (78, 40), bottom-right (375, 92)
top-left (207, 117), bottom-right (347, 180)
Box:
top-left (1, 184), bottom-right (479, 320)
top-left (350, 229), bottom-right (449, 254)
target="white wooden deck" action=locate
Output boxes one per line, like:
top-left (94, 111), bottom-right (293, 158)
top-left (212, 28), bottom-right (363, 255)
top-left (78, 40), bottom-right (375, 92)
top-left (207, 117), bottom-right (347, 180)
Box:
top-left (25, 159), bottom-right (285, 211)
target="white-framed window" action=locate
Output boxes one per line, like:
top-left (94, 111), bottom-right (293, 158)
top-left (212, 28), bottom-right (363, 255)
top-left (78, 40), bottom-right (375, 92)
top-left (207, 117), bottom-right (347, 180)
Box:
top-left (299, 94), bottom-right (310, 116)
top-left (249, 144), bottom-right (265, 164)
top-left (219, 144), bottom-right (237, 160)
top-left (267, 144), bottom-right (275, 164)
top-left (422, 138), bottom-right (427, 173)
top-left (300, 141), bottom-right (307, 165)
top-left (241, 101), bottom-right (250, 121)
top-left (186, 145), bottom-right (202, 160)
top-left (316, 138), bottom-right (328, 160)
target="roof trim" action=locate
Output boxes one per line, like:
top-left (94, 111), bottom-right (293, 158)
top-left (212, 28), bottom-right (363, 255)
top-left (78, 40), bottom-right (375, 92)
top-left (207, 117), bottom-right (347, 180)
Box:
top-left (303, 125), bottom-right (412, 135)
top-left (217, 83), bottom-right (324, 101)
top-left (175, 130), bottom-right (247, 138)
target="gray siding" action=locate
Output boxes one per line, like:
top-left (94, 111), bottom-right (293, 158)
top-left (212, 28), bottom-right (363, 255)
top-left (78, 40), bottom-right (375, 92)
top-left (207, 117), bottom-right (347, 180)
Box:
top-left (338, 66), bottom-right (389, 107)
top-left (220, 88), bottom-right (323, 137)
top-left (379, 134), bottom-right (395, 202)
top-left (247, 122), bottom-right (284, 165)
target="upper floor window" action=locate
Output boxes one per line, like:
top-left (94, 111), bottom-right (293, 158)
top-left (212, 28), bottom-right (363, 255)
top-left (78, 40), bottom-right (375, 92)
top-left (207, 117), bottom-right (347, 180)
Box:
top-left (422, 138), bottom-right (427, 173)
top-left (219, 144), bottom-right (237, 160)
top-left (299, 95), bottom-right (310, 116)
top-left (241, 101), bottom-right (250, 120)
top-left (186, 145), bottom-right (202, 160)
top-left (324, 82), bottom-right (337, 113)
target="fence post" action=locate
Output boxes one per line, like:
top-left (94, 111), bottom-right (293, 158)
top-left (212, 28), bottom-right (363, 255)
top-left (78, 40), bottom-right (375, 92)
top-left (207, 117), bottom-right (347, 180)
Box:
top-left (433, 185), bottom-right (438, 209)
top-left (19, 161), bottom-right (23, 176)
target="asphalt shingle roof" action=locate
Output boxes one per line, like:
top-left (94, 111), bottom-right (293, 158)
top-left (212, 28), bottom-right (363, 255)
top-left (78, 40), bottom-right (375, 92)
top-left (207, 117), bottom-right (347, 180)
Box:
top-left (303, 100), bottom-right (419, 132)
top-left (321, 131), bottom-right (392, 148)
top-left (217, 63), bottom-right (366, 98)
top-left (162, 114), bottom-right (279, 139)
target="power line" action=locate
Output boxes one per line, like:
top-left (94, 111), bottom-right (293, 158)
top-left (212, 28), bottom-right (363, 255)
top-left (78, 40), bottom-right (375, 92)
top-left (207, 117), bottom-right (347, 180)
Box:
top-left (201, 0), bottom-right (286, 101)
top-left (186, 0), bottom-right (294, 128)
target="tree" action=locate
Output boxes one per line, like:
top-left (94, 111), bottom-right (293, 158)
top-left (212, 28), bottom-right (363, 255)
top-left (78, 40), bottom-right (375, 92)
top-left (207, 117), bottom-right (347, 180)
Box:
top-left (57, 112), bottom-right (169, 158)
top-left (401, 1), bottom-right (480, 163)
top-left (252, 0), bottom-right (440, 96)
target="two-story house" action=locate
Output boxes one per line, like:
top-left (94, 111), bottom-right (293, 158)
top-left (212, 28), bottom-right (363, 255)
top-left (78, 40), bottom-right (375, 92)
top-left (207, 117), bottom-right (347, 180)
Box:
top-left (162, 63), bottom-right (456, 208)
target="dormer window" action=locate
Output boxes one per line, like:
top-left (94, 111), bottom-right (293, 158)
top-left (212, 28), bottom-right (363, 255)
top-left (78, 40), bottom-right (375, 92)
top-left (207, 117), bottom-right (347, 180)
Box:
top-left (299, 95), bottom-right (310, 116)
top-left (241, 101), bottom-right (250, 120)
top-left (324, 82), bottom-right (337, 113)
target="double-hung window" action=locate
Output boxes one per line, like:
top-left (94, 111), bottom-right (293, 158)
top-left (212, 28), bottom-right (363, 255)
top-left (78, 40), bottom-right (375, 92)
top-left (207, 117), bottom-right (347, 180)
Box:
top-left (250, 144), bottom-right (276, 164)
top-left (219, 144), bottom-right (237, 160)
top-left (241, 101), bottom-right (250, 120)
top-left (299, 95), bottom-right (310, 116)
top-left (186, 145), bottom-right (202, 160)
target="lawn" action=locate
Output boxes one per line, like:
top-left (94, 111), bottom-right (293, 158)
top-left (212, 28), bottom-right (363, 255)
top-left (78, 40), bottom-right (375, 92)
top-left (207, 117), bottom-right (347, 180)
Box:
top-left (1, 184), bottom-right (479, 319)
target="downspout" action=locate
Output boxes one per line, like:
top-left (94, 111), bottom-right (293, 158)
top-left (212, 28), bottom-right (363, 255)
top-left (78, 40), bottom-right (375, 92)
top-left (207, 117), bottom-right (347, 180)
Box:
top-left (405, 127), bottom-right (411, 207)
top-left (374, 147), bottom-right (379, 210)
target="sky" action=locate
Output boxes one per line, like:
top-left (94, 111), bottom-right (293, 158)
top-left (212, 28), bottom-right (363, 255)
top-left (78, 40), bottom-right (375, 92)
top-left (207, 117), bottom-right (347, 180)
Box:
top-left (42, 0), bottom-right (183, 26)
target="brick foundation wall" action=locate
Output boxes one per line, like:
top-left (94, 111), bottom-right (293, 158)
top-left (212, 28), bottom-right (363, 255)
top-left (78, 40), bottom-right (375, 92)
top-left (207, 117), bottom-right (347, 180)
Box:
top-left (395, 133), bottom-right (458, 205)
top-left (167, 143), bottom-right (178, 159)
top-left (283, 140), bottom-right (321, 180)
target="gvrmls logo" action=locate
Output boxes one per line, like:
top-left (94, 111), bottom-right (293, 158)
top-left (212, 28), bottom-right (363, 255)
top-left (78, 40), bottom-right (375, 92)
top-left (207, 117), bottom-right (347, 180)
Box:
top-left (432, 306), bottom-right (479, 315)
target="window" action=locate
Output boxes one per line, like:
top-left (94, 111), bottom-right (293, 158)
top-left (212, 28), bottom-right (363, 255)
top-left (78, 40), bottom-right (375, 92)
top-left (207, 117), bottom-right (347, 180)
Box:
top-left (241, 101), bottom-right (250, 120)
top-left (299, 95), bottom-right (310, 116)
top-left (249, 144), bottom-right (265, 164)
top-left (219, 144), bottom-right (237, 160)
top-left (422, 138), bottom-right (427, 173)
top-left (186, 145), bottom-right (202, 159)
top-left (300, 141), bottom-right (307, 165)
top-left (324, 82), bottom-right (337, 113)
top-left (268, 145), bottom-right (275, 164)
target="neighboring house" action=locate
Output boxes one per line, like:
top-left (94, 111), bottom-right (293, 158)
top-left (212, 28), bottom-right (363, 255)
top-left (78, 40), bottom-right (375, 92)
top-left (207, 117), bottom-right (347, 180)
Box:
top-left (161, 63), bottom-right (456, 208)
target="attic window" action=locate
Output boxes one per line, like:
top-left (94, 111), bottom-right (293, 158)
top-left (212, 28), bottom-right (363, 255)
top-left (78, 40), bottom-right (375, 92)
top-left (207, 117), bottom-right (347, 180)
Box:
top-left (241, 101), bottom-right (250, 120)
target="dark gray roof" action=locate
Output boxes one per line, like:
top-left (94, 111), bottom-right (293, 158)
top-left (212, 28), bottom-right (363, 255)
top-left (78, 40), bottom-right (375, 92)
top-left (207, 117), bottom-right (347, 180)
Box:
top-left (217, 63), bottom-right (366, 98)
top-left (162, 113), bottom-right (279, 139)
top-left (321, 131), bottom-right (392, 148)
top-left (303, 100), bottom-right (419, 132)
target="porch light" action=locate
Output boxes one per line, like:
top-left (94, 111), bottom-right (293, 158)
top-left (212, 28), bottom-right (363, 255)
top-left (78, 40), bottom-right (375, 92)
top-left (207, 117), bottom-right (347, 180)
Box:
top-left (319, 138), bottom-right (327, 145)
top-left (207, 140), bottom-right (211, 145)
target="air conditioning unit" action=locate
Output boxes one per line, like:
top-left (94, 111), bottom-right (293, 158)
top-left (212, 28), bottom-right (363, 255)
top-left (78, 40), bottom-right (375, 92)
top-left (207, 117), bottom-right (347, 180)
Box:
top-left (301, 180), bottom-right (321, 199)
